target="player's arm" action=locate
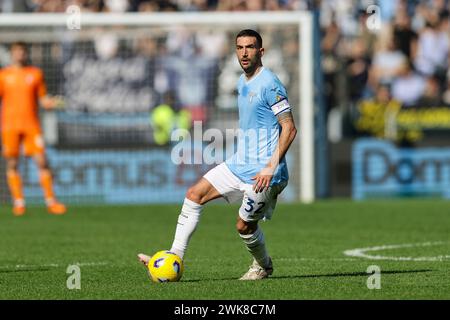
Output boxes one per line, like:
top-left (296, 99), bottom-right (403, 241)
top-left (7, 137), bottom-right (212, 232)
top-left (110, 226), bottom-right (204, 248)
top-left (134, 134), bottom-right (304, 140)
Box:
top-left (252, 111), bottom-right (297, 193)
top-left (36, 69), bottom-right (64, 110)
top-left (0, 70), bottom-right (3, 99)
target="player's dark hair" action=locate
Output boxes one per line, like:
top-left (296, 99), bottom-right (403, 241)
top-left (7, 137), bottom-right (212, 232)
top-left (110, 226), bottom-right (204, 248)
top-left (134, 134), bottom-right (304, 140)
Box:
top-left (236, 29), bottom-right (263, 48)
top-left (10, 42), bottom-right (28, 50)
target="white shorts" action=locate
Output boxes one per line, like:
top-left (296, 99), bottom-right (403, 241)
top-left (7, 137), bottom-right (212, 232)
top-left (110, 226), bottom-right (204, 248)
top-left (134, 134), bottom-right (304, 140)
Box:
top-left (203, 163), bottom-right (287, 222)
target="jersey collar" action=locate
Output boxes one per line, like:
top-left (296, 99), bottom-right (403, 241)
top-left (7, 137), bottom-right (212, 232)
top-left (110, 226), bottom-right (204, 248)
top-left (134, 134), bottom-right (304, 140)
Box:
top-left (244, 66), bottom-right (265, 85)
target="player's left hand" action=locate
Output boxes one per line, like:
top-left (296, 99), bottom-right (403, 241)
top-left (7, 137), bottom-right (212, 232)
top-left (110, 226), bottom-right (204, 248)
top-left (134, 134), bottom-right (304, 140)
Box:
top-left (251, 167), bottom-right (274, 193)
top-left (51, 95), bottom-right (65, 109)
top-left (41, 95), bottom-right (65, 110)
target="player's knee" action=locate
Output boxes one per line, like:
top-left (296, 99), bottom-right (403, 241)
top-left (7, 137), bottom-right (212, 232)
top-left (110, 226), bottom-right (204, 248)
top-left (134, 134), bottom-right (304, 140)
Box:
top-left (236, 219), bottom-right (257, 235)
top-left (185, 186), bottom-right (203, 204)
top-left (34, 154), bottom-right (49, 170)
top-left (6, 158), bottom-right (19, 171)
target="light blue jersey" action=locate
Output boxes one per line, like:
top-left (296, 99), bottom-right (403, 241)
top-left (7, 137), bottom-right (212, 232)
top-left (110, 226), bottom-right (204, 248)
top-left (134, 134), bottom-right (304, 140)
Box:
top-left (225, 67), bottom-right (291, 185)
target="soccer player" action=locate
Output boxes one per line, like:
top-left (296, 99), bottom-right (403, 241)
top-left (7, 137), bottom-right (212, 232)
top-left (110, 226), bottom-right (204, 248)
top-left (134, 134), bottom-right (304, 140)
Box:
top-left (138, 29), bottom-right (297, 280)
top-left (0, 42), bottom-right (67, 216)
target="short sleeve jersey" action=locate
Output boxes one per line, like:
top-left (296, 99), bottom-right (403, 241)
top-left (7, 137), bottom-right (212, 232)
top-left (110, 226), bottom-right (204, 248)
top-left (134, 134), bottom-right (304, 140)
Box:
top-left (225, 67), bottom-right (291, 185)
top-left (0, 66), bottom-right (46, 132)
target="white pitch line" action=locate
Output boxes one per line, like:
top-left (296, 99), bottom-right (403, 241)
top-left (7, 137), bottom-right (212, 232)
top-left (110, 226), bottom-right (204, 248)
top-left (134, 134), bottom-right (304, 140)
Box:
top-left (275, 258), bottom-right (359, 262)
top-left (343, 241), bottom-right (450, 262)
top-left (0, 261), bottom-right (109, 270)
top-left (185, 257), bottom-right (360, 262)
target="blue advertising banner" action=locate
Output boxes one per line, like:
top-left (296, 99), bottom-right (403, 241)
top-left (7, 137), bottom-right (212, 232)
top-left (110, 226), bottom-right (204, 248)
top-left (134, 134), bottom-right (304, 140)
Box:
top-left (353, 139), bottom-right (450, 199)
top-left (19, 148), bottom-right (208, 204)
top-left (16, 148), bottom-right (297, 205)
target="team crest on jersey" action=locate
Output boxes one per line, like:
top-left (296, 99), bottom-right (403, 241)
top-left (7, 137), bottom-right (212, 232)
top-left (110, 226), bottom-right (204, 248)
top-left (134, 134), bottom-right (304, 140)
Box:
top-left (26, 75), bottom-right (34, 84)
top-left (276, 95), bottom-right (283, 102)
top-left (249, 91), bottom-right (256, 103)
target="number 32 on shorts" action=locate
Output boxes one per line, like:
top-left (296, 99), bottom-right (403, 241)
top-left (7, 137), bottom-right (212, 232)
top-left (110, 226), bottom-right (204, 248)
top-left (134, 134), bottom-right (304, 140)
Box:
top-left (244, 198), bottom-right (265, 215)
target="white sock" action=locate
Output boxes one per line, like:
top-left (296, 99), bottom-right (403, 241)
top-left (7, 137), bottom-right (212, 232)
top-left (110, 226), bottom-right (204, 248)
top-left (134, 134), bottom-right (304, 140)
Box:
top-left (170, 198), bottom-right (203, 259)
top-left (239, 227), bottom-right (270, 269)
top-left (14, 199), bottom-right (25, 206)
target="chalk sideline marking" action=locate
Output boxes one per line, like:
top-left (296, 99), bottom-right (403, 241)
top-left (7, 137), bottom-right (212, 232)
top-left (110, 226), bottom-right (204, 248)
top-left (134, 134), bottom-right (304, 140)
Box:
top-left (344, 241), bottom-right (450, 261)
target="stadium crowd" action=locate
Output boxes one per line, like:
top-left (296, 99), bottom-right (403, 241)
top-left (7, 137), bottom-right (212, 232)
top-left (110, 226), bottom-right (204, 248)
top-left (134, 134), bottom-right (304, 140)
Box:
top-left (320, 0), bottom-right (450, 142)
top-left (0, 0), bottom-right (307, 12)
top-left (321, 0), bottom-right (450, 106)
top-left (1, 0), bottom-right (449, 104)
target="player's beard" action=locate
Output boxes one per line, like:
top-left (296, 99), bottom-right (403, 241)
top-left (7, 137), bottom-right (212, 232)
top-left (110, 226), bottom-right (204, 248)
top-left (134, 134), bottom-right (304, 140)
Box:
top-left (240, 56), bottom-right (260, 75)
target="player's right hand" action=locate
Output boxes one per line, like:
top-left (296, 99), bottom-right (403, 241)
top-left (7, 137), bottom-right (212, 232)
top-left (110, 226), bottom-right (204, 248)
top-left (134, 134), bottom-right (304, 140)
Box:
top-left (251, 168), bottom-right (273, 193)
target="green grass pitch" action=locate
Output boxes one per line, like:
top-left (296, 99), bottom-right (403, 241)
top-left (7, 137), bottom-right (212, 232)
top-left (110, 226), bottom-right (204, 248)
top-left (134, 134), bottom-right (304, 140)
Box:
top-left (0, 199), bottom-right (449, 299)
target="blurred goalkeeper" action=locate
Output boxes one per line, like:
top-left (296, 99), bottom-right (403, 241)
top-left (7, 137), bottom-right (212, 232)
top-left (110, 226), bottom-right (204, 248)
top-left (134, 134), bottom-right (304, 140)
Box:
top-left (0, 42), bottom-right (66, 216)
